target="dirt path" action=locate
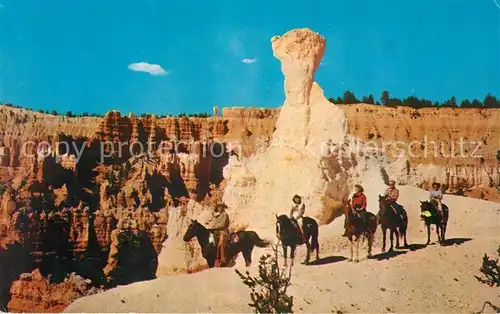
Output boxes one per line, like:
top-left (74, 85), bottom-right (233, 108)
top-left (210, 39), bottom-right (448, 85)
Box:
top-left (65, 187), bottom-right (500, 313)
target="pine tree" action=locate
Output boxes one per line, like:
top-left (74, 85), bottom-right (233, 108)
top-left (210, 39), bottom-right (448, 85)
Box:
top-left (380, 90), bottom-right (390, 106)
top-left (342, 90), bottom-right (359, 104)
top-left (362, 94), bottom-right (375, 104)
top-left (460, 99), bottom-right (472, 108)
top-left (483, 94), bottom-right (500, 108)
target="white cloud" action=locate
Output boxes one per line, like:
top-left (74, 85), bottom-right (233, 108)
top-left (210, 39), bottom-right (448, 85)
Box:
top-left (241, 58), bottom-right (257, 64)
top-left (128, 62), bottom-right (168, 76)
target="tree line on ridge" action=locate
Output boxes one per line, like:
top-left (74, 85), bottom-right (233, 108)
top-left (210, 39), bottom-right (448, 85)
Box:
top-left (329, 90), bottom-right (500, 109)
top-left (2, 90), bottom-right (499, 117)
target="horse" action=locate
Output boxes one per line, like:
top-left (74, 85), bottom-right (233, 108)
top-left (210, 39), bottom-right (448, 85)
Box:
top-left (378, 195), bottom-right (409, 252)
top-left (344, 202), bottom-right (377, 262)
top-left (183, 220), bottom-right (270, 268)
top-left (275, 215), bottom-right (319, 266)
top-left (420, 201), bottom-right (449, 245)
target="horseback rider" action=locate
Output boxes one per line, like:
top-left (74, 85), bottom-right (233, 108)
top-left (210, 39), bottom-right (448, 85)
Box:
top-left (343, 184), bottom-right (367, 237)
top-left (429, 182), bottom-right (444, 216)
top-left (384, 180), bottom-right (404, 220)
top-left (204, 202), bottom-right (230, 266)
top-left (289, 194), bottom-right (306, 241)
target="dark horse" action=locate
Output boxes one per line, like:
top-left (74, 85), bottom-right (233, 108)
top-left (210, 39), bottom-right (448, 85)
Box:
top-left (183, 220), bottom-right (270, 268)
top-left (344, 202), bottom-right (377, 262)
top-left (420, 201), bottom-right (449, 245)
top-left (275, 215), bottom-right (319, 266)
top-left (378, 195), bottom-right (409, 252)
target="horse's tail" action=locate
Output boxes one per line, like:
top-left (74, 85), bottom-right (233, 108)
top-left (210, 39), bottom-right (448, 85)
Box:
top-left (254, 234), bottom-right (271, 248)
top-left (442, 204), bottom-right (449, 224)
top-left (306, 217), bottom-right (319, 252)
top-left (311, 230), bottom-right (319, 253)
top-left (399, 208), bottom-right (408, 239)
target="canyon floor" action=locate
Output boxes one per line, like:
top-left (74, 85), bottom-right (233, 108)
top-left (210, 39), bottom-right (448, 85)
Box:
top-left (65, 186), bottom-right (500, 313)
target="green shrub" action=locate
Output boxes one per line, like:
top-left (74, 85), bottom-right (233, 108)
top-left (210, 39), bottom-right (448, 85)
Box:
top-left (475, 245), bottom-right (500, 287)
top-left (235, 245), bottom-right (293, 313)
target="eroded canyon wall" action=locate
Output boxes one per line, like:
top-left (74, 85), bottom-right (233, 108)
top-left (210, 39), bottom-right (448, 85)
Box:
top-left (2, 104), bottom-right (498, 192)
top-left (342, 104), bottom-right (500, 194)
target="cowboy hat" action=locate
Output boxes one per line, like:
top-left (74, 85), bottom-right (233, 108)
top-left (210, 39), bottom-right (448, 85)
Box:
top-left (214, 202), bottom-right (228, 210)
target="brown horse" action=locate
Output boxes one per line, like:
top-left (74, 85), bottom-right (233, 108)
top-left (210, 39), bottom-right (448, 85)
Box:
top-left (183, 220), bottom-right (270, 268)
top-left (378, 195), bottom-right (409, 252)
top-left (344, 202), bottom-right (377, 262)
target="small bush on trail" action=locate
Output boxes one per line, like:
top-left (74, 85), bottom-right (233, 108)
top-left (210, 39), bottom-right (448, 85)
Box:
top-left (475, 245), bottom-right (500, 287)
top-left (235, 244), bottom-right (294, 313)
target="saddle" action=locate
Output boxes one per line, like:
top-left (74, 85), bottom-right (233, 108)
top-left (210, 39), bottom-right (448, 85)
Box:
top-left (230, 233), bottom-right (239, 243)
top-left (428, 201), bottom-right (448, 220)
top-left (352, 209), bottom-right (363, 217)
top-left (290, 218), bottom-right (306, 243)
top-left (209, 231), bottom-right (239, 245)
top-left (351, 212), bottom-right (365, 226)
top-left (388, 203), bottom-right (405, 222)
top-left (348, 213), bottom-right (369, 237)
top-left (209, 231), bottom-right (234, 267)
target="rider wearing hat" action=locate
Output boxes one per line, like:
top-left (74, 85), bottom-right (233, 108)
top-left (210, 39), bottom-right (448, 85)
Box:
top-left (204, 202), bottom-right (230, 266)
top-left (343, 184), bottom-right (367, 236)
top-left (429, 182), bottom-right (444, 215)
top-left (384, 179), bottom-right (404, 220)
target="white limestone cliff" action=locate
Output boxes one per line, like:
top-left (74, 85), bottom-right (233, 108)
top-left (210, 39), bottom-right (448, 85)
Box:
top-left (222, 28), bottom-right (394, 237)
top-left (156, 200), bottom-right (207, 276)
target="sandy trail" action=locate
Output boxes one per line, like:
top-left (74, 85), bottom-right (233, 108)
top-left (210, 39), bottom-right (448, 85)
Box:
top-left (66, 186), bottom-right (500, 313)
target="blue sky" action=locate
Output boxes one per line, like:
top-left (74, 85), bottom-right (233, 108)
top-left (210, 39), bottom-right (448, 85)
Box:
top-left (1, 0), bottom-right (499, 115)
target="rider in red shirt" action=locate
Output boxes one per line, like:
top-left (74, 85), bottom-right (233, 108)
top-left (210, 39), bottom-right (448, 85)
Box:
top-left (351, 188), bottom-right (367, 210)
top-left (343, 184), bottom-right (368, 236)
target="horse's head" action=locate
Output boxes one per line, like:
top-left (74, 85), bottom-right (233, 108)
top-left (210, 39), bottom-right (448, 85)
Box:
top-left (183, 219), bottom-right (200, 241)
top-left (345, 200), bottom-right (363, 221)
top-left (275, 214), bottom-right (291, 236)
top-left (419, 200), bottom-right (433, 218)
top-left (378, 194), bottom-right (388, 205)
top-left (276, 214), bottom-right (290, 225)
top-left (378, 195), bottom-right (390, 212)
top-left (420, 200), bottom-right (430, 210)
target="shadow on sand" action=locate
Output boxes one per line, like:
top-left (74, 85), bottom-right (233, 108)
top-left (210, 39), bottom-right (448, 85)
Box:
top-left (440, 237), bottom-right (472, 247)
top-left (307, 255), bottom-right (347, 266)
top-left (406, 243), bottom-right (427, 252)
top-left (372, 250), bottom-right (407, 261)
top-left (371, 238), bottom-right (473, 261)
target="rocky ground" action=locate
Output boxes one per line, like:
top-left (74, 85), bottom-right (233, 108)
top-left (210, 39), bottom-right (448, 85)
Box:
top-left (65, 186), bottom-right (500, 313)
